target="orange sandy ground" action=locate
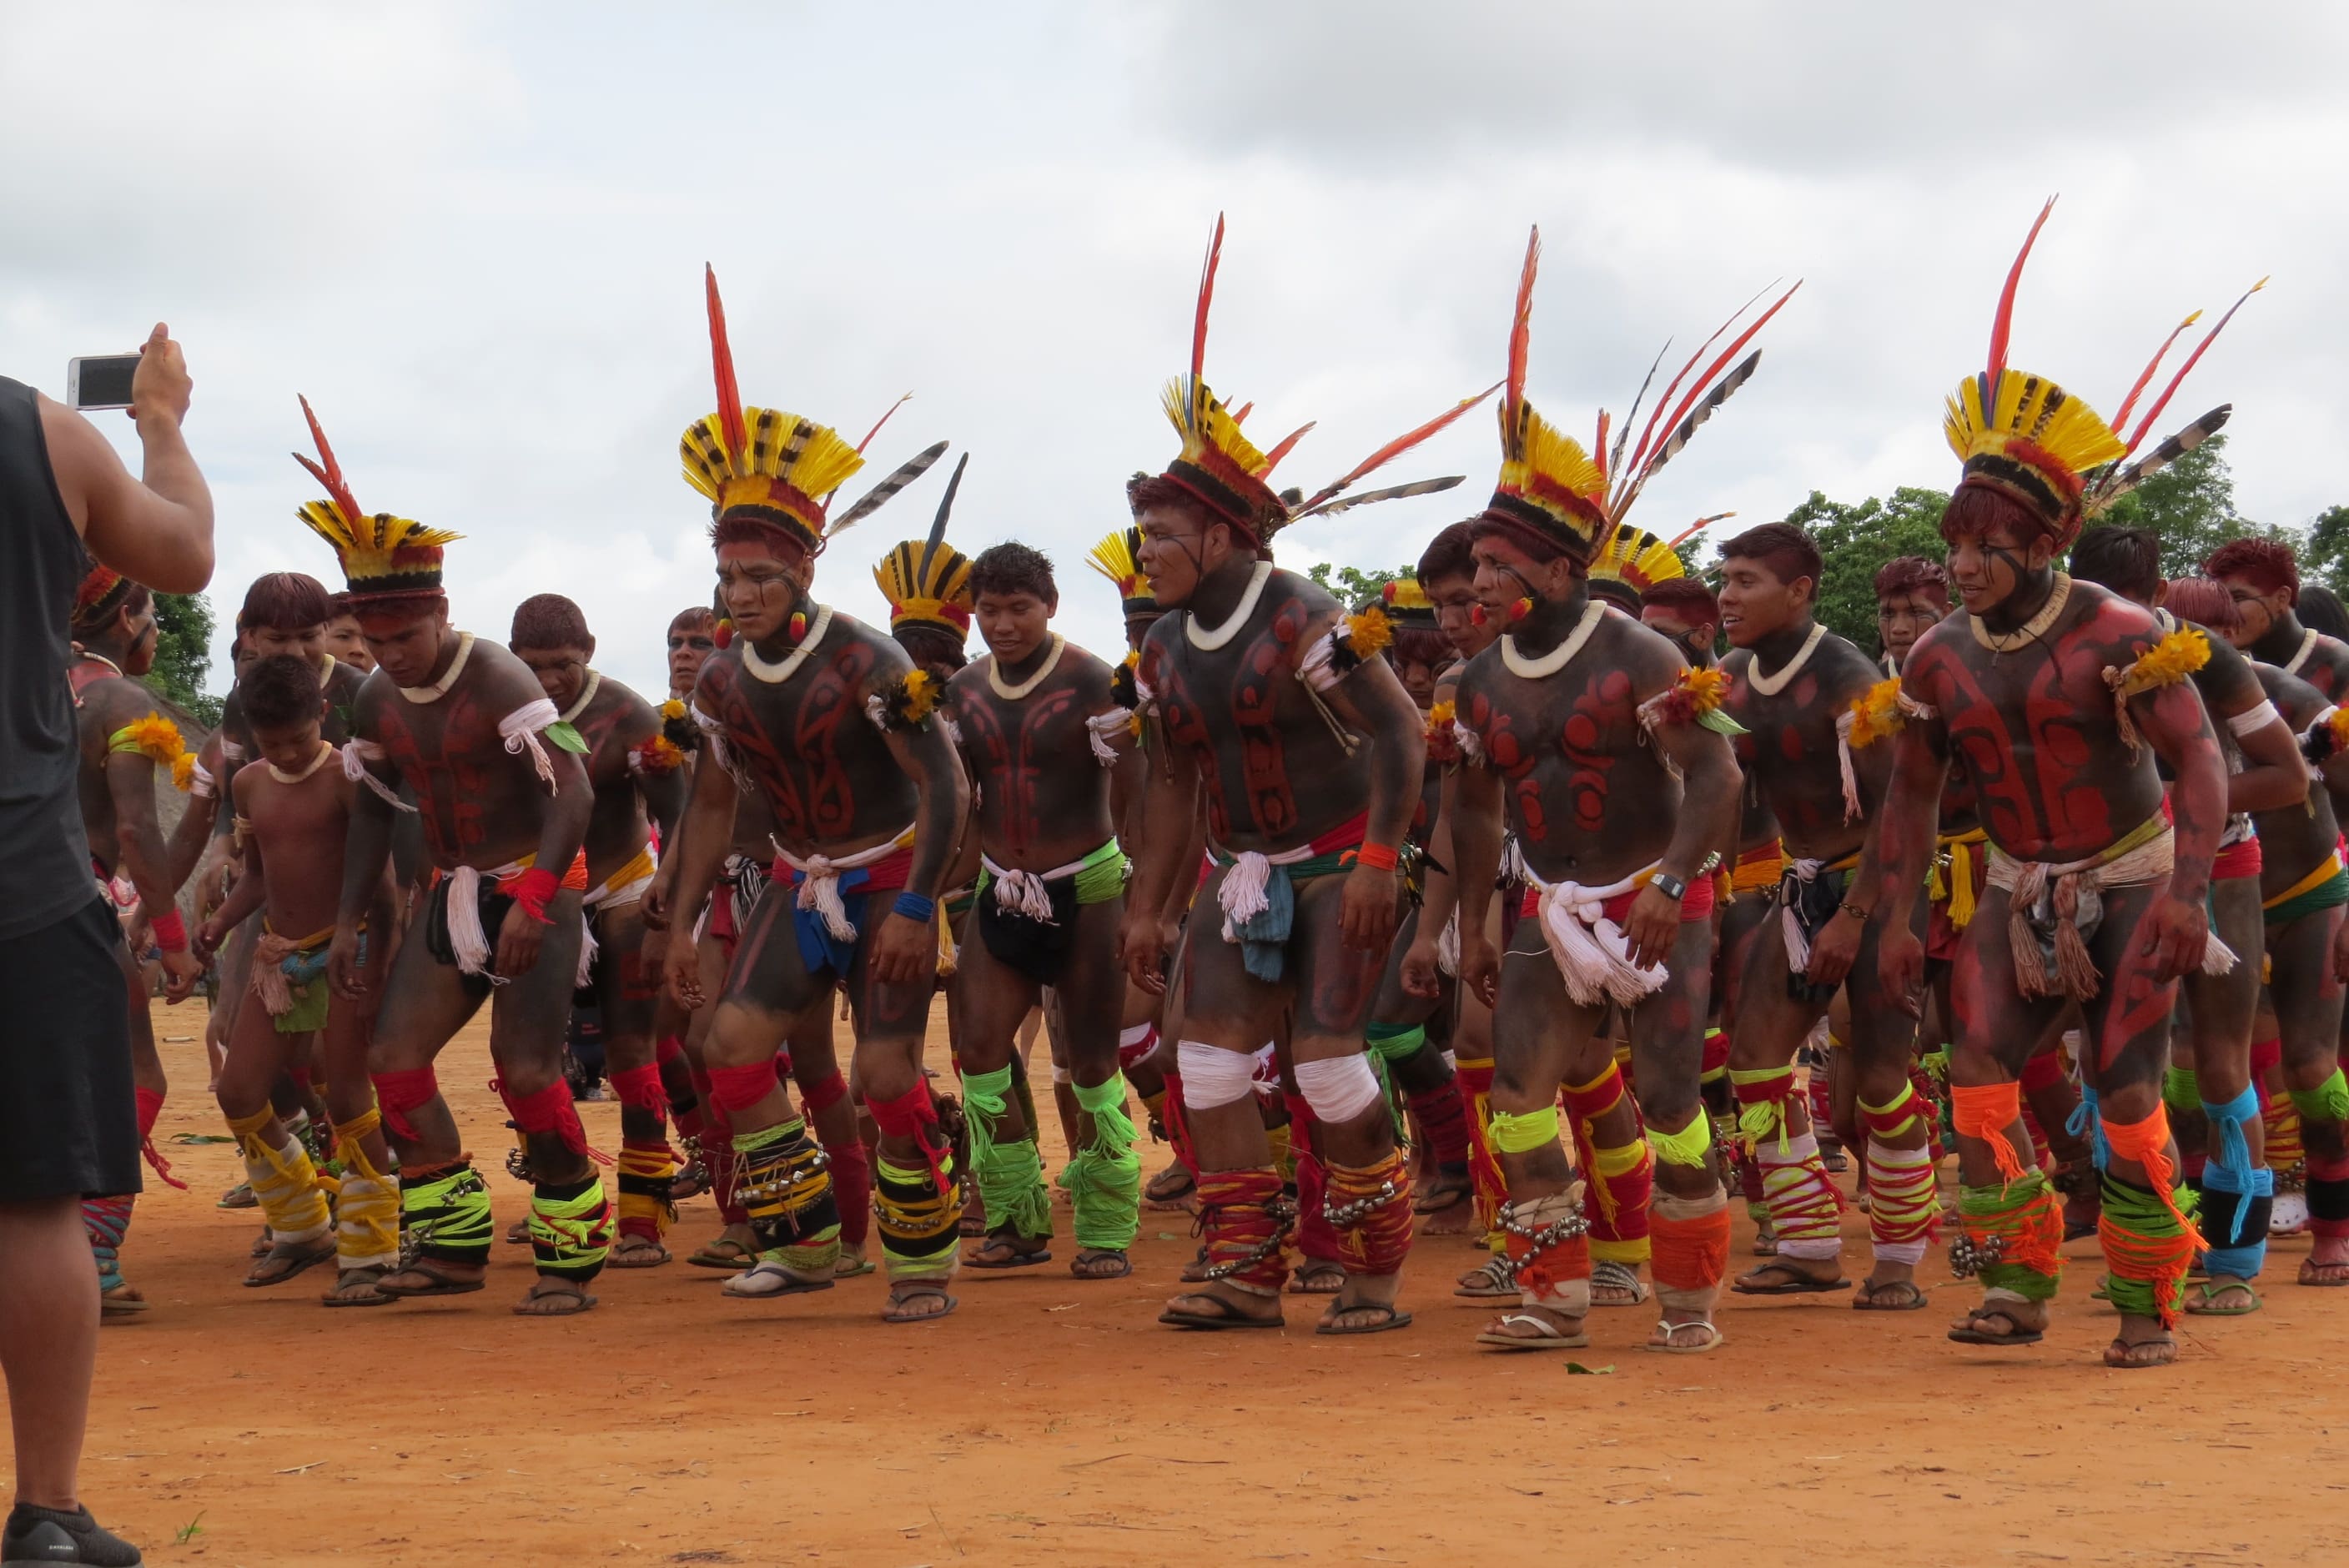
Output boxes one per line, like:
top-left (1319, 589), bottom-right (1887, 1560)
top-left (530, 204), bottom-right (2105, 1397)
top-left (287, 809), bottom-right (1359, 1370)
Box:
top-left (31, 1000), bottom-right (2349, 1567)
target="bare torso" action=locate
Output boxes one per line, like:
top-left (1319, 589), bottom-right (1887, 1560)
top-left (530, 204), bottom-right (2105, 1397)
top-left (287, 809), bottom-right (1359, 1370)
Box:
top-left (950, 636), bottom-right (1121, 872)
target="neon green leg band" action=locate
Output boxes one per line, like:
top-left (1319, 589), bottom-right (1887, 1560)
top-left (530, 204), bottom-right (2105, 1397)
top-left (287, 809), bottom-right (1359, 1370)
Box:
top-left (400, 1163), bottom-right (493, 1265)
top-left (1488, 1104), bottom-right (1561, 1156)
top-left (2163, 1067), bottom-right (2201, 1116)
top-left (2289, 1067), bottom-right (2349, 1127)
top-left (877, 1154), bottom-right (963, 1280)
top-left (530, 1179), bottom-right (615, 1280)
top-left (963, 1065), bottom-right (1052, 1241)
top-left (1646, 1109), bottom-right (1714, 1168)
top-left (1059, 1073), bottom-right (1141, 1252)
top-left (1365, 1022), bottom-right (1426, 1063)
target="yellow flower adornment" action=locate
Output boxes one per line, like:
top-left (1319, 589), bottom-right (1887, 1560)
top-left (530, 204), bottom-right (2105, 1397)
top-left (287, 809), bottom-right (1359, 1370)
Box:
top-left (1342, 606), bottom-right (1394, 661)
top-left (170, 751), bottom-right (197, 792)
top-left (1429, 698), bottom-right (1457, 728)
top-left (633, 734), bottom-right (687, 775)
top-left (659, 697), bottom-right (687, 722)
top-left (2129, 626), bottom-right (2211, 690)
top-left (108, 712), bottom-right (185, 767)
top-left (1843, 678), bottom-right (1908, 750)
top-left (896, 668), bottom-right (939, 725)
top-left (1677, 666), bottom-right (1728, 716)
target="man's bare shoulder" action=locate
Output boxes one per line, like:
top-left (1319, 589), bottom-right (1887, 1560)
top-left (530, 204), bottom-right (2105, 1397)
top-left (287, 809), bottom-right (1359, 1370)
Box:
top-left (589, 673), bottom-right (659, 738)
top-left (1271, 567), bottom-right (1340, 622)
top-left (1594, 608), bottom-right (1694, 693)
top-left (460, 636), bottom-right (557, 708)
top-left (2068, 579), bottom-right (2160, 654)
top-left (1810, 629), bottom-right (1888, 702)
top-left (2256, 661), bottom-right (2328, 728)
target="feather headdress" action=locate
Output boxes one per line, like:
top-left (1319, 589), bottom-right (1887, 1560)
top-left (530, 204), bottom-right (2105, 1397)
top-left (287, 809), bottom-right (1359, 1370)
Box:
top-left (1587, 524), bottom-right (1687, 596)
top-left (73, 562), bottom-right (135, 626)
top-left (1481, 224), bottom-right (1797, 567)
top-left (1379, 575), bottom-right (1439, 628)
top-left (1944, 198), bottom-right (2261, 549)
top-left (1130, 214), bottom-right (1494, 549)
top-left (874, 452), bottom-right (974, 641)
top-left (292, 396), bottom-right (462, 601)
top-left (1088, 525), bottom-right (1157, 618)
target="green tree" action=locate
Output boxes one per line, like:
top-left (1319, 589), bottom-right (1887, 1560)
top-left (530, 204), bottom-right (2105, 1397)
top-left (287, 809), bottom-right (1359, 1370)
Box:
top-left (2085, 433), bottom-right (2295, 578)
top-left (1778, 485), bottom-right (1952, 651)
top-left (1305, 561), bottom-right (1412, 607)
top-left (2303, 503), bottom-right (2349, 594)
top-left (148, 591), bottom-right (220, 729)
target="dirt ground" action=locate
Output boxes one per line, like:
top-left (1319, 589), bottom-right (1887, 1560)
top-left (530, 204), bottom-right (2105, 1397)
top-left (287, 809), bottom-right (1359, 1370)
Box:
top-left (43, 1000), bottom-right (2349, 1567)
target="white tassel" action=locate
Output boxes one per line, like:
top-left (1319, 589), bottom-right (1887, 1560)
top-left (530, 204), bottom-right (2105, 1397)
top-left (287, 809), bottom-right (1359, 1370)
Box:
top-left (1086, 708), bottom-right (1134, 765)
top-left (445, 866), bottom-right (492, 975)
top-left (1780, 857), bottom-right (1825, 974)
top-left (1218, 851), bottom-right (1275, 932)
top-left (1833, 711), bottom-right (1862, 824)
top-left (1532, 868), bottom-right (1668, 1008)
top-left (498, 698), bottom-right (562, 793)
top-left (341, 741), bottom-right (416, 812)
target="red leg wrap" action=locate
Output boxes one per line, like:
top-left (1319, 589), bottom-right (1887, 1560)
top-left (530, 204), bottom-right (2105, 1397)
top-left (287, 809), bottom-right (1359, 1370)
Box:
top-left (801, 1068), bottom-right (849, 1114)
top-left (133, 1085), bottom-right (185, 1189)
top-left (706, 1059), bottom-right (780, 1116)
top-left (827, 1135), bottom-right (873, 1247)
top-left (1406, 1082), bottom-right (1471, 1170)
top-left (609, 1063), bottom-right (666, 1118)
top-left (1285, 1093), bottom-right (1341, 1264)
top-left (868, 1080), bottom-right (950, 1196)
top-left (1649, 1202), bottom-right (1731, 1297)
top-left (1196, 1166), bottom-right (1291, 1294)
top-left (370, 1068), bottom-right (440, 1146)
top-left (1325, 1150), bottom-right (1415, 1274)
top-left (496, 1076), bottom-right (595, 1160)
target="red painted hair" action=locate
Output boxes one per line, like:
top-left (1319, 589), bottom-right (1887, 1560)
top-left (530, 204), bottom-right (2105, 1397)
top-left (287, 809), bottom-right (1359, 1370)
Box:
top-left (2205, 537), bottom-right (2300, 604)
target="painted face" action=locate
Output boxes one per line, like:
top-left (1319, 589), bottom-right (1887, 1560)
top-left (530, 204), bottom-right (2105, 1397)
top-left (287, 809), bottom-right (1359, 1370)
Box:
top-left (666, 619), bottom-right (717, 696)
top-left (117, 593), bottom-right (160, 677)
top-left (715, 539), bottom-right (810, 646)
top-left (1422, 571), bottom-right (1491, 659)
top-left (1136, 501), bottom-right (1215, 609)
top-left (246, 621), bottom-right (324, 665)
top-left (251, 716), bottom-right (324, 776)
top-left (1393, 655), bottom-right (1439, 710)
top-left (1468, 536), bottom-right (1547, 620)
top-left (1716, 556), bottom-right (1808, 650)
top-left (1944, 518), bottom-right (2050, 621)
top-left (323, 614), bottom-right (375, 672)
top-left (2215, 572), bottom-right (2289, 651)
top-left (514, 643), bottom-right (591, 711)
top-left (1639, 606), bottom-right (1716, 666)
top-left (1876, 591), bottom-right (1945, 665)
top-left (357, 601), bottom-right (454, 689)
top-left (976, 588), bottom-right (1054, 668)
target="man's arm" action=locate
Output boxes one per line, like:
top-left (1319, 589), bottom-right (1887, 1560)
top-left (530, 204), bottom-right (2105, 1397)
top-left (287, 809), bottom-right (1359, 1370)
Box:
top-left (2135, 676), bottom-right (2225, 978)
top-left (1873, 704), bottom-right (1951, 1011)
top-left (1120, 724), bottom-right (1201, 995)
top-left (93, 687), bottom-right (202, 998)
top-left (38, 324), bottom-right (214, 591)
top-left (656, 745), bottom-right (741, 1008)
top-left (197, 776), bottom-right (269, 952)
top-left (868, 711), bottom-right (973, 986)
top-left (1448, 757), bottom-right (1506, 1010)
top-left (1315, 654), bottom-right (1428, 951)
top-left (1624, 711), bottom-right (1739, 972)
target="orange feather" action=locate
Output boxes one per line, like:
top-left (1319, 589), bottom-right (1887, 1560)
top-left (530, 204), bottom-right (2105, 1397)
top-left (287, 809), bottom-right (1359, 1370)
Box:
top-left (1192, 214), bottom-right (1225, 384)
top-left (705, 264), bottom-right (747, 457)
top-left (1291, 383), bottom-right (1501, 515)
top-left (2123, 277), bottom-right (2266, 457)
top-left (292, 395), bottom-right (363, 521)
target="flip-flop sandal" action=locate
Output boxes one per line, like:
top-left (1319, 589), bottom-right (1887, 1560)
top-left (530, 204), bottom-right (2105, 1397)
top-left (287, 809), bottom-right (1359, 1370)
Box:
top-left (322, 1270), bottom-right (399, 1309)
top-left (1750, 1227), bottom-right (1779, 1257)
top-left (835, 1254), bottom-right (878, 1278)
top-left (504, 1219), bottom-right (531, 1245)
top-left (2104, 1335), bottom-right (2177, 1369)
top-left (1072, 1249), bottom-right (1133, 1280)
top-left (375, 1261), bottom-right (487, 1299)
top-left (1159, 1294), bottom-right (1283, 1330)
top-left (687, 1237), bottom-right (758, 1269)
top-left (218, 1182), bottom-right (258, 1210)
top-left (249, 1229), bottom-right (275, 1259)
top-left (885, 1286), bottom-right (960, 1324)
top-left (1732, 1264), bottom-right (1852, 1297)
top-left (99, 1288), bottom-right (149, 1319)
top-left (2299, 1261), bottom-right (2349, 1287)
top-left (1590, 1259), bottom-right (1651, 1307)
top-left (606, 1239), bottom-right (674, 1270)
top-left (1318, 1304), bottom-right (1414, 1336)
top-left (723, 1259), bottom-right (835, 1299)
top-left (244, 1238), bottom-right (337, 1288)
top-left (2184, 1280), bottom-right (2261, 1316)
top-left (1475, 1311), bottom-right (1588, 1351)
top-left (1455, 1257), bottom-right (1517, 1299)
top-left (1947, 1309), bottom-right (2045, 1347)
top-left (1144, 1166), bottom-right (1196, 1208)
top-left (1412, 1184), bottom-right (1471, 1216)
top-left (670, 1162), bottom-right (710, 1202)
top-left (1644, 1319), bottom-right (1727, 1354)
top-left (966, 1237), bottom-right (1054, 1270)
top-left (1287, 1264), bottom-right (1346, 1295)
top-left (513, 1280), bottom-right (597, 1317)
top-left (1851, 1279), bottom-right (1930, 1312)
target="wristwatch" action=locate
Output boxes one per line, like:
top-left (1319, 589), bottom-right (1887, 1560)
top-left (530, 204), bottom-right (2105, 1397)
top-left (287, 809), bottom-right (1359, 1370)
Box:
top-left (1651, 871), bottom-right (1688, 904)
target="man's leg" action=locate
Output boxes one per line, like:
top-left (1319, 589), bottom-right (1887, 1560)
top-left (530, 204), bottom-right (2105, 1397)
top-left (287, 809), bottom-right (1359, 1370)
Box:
top-left (1628, 912), bottom-right (1730, 1349)
top-left (951, 917), bottom-right (1054, 1268)
top-left (596, 902), bottom-right (677, 1269)
top-left (1052, 899), bottom-right (1142, 1279)
top-left (1364, 905), bottom-right (1472, 1236)
top-left (86, 942), bottom-right (173, 1318)
top-left (849, 924), bottom-right (963, 1324)
top-left (1451, 897), bottom-right (1510, 1288)
top-left (1847, 906), bottom-right (1937, 1307)
top-left (213, 993), bottom-right (332, 1287)
top-left (485, 894), bottom-right (606, 1316)
top-left (319, 941), bottom-right (399, 1307)
top-left (1725, 925), bottom-right (1840, 1293)
top-left (2175, 878), bottom-right (2267, 1314)
top-left (2267, 902), bottom-right (2349, 1285)
top-left (785, 1011), bottom-right (871, 1276)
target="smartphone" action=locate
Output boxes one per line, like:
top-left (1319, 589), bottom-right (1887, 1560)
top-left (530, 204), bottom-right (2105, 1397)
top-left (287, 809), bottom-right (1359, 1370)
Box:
top-left (67, 354), bottom-right (141, 411)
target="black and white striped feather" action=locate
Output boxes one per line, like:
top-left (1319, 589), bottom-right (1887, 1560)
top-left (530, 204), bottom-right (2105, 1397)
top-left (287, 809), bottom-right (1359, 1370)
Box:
top-left (2085, 405), bottom-right (2231, 518)
top-left (828, 440), bottom-right (949, 536)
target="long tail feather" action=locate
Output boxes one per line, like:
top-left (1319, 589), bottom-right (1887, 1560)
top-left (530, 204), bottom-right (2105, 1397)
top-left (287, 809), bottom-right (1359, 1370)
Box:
top-left (1983, 197), bottom-right (2057, 424)
top-left (1616, 351), bottom-right (1767, 518)
top-left (1295, 475), bottom-right (1464, 520)
top-left (853, 393), bottom-right (913, 455)
top-left (1193, 214), bottom-right (1225, 384)
top-left (292, 395), bottom-right (362, 521)
top-left (1610, 340), bottom-right (1672, 476)
top-left (1260, 421), bottom-right (1316, 475)
top-left (1617, 283), bottom-right (1799, 516)
top-left (2108, 313), bottom-right (2201, 437)
top-left (2089, 405), bottom-right (2231, 516)
top-left (1620, 278), bottom-right (1780, 485)
top-left (1290, 382), bottom-right (1500, 515)
top-left (1230, 400), bottom-right (1255, 426)
top-left (828, 441), bottom-right (948, 536)
top-left (1665, 511), bottom-right (1736, 551)
top-left (919, 452), bottom-right (968, 575)
top-left (1505, 227), bottom-right (1540, 421)
top-left (705, 264), bottom-right (747, 458)
top-left (2122, 278), bottom-right (2266, 456)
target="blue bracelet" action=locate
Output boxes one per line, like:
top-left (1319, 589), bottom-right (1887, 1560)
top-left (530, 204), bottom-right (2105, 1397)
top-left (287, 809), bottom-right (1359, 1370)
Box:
top-left (892, 891), bottom-right (938, 923)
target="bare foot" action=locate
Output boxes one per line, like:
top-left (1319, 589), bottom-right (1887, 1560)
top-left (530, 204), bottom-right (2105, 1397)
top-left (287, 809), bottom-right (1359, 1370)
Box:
top-left (513, 1276), bottom-right (596, 1316)
top-left (883, 1280), bottom-right (958, 1323)
top-left (1160, 1280), bottom-right (1281, 1328)
top-left (244, 1234), bottom-right (334, 1287)
top-left (606, 1234), bottom-right (672, 1269)
top-left (1319, 1272), bottom-right (1408, 1334)
top-left (2301, 1234), bottom-right (2349, 1285)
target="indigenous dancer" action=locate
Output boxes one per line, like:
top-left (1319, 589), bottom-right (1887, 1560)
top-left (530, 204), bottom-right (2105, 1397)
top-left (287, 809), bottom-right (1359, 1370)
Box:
top-left (948, 535), bottom-right (1145, 1278)
top-left (194, 653), bottom-right (400, 1301)
top-left (294, 399), bottom-right (606, 1317)
top-left (1716, 520), bottom-right (1935, 1309)
top-left (2211, 539), bottom-right (2349, 701)
top-left (509, 594), bottom-right (689, 1266)
top-left (1447, 227), bottom-right (1779, 1353)
top-left (1120, 217), bottom-right (1473, 1334)
top-left (2070, 544), bottom-right (2306, 1309)
top-left (1638, 574), bottom-right (1722, 671)
top-left (1874, 556), bottom-right (1949, 675)
top-left (1878, 204), bottom-right (2248, 1367)
top-left (68, 566), bottom-right (197, 1316)
top-left (657, 268), bottom-right (964, 1322)
top-left (323, 591), bottom-right (376, 674)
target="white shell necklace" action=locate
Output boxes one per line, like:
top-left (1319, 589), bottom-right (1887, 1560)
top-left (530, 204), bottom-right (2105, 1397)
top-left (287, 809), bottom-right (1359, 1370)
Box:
top-left (398, 631), bottom-right (475, 703)
top-left (742, 605), bottom-right (833, 685)
top-left (268, 740), bottom-right (335, 785)
top-left (988, 634), bottom-right (1065, 701)
top-left (1744, 621), bottom-right (1826, 697)
top-left (1185, 561), bottom-right (1274, 651)
top-left (2286, 626), bottom-right (2319, 677)
top-left (1501, 599), bottom-right (1605, 680)
top-left (560, 669), bottom-right (601, 723)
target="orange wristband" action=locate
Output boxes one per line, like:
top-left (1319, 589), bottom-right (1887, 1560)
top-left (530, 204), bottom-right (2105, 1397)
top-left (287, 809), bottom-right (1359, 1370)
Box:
top-left (1354, 842), bottom-right (1400, 872)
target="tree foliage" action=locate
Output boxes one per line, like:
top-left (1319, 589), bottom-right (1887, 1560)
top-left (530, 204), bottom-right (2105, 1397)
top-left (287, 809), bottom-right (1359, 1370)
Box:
top-left (1778, 486), bottom-right (1952, 651)
top-left (1305, 560), bottom-right (1412, 607)
top-left (2082, 435), bottom-right (2291, 579)
top-left (148, 591), bottom-right (220, 729)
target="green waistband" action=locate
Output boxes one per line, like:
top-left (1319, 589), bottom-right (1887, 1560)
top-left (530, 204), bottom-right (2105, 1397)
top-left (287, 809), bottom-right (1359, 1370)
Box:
top-left (1212, 846), bottom-right (1353, 883)
top-left (2265, 867), bottom-right (2349, 927)
top-left (974, 838), bottom-right (1129, 907)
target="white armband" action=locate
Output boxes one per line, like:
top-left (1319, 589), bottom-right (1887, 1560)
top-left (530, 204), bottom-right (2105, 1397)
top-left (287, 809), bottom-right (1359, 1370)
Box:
top-left (2226, 698), bottom-right (2282, 738)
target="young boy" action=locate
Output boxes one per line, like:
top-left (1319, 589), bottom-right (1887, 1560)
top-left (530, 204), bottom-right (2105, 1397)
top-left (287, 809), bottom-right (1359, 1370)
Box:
top-left (198, 655), bottom-right (399, 1304)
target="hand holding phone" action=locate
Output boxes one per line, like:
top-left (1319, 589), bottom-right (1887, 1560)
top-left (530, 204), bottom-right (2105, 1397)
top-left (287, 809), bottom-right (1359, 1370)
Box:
top-left (67, 324), bottom-right (191, 426)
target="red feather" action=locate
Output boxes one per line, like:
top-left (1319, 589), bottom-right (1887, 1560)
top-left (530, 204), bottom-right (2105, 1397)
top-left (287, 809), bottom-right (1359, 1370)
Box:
top-left (853, 392), bottom-right (913, 455)
top-left (1230, 400), bottom-right (1255, 426)
top-left (1593, 409), bottom-right (1611, 480)
top-left (2107, 313), bottom-right (2201, 438)
top-left (1984, 197), bottom-right (2056, 405)
top-left (1665, 511), bottom-right (1735, 550)
top-left (1626, 282), bottom-right (1801, 490)
top-left (2123, 277), bottom-right (2266, 456)
top-left (1261, 421), bottom-right (1316, 475)
top-left (1193, 214), bottom-right (1225, 384)
top-left (1292, 384), bottom-right (1501, 515)
top-left (1618, 279), bottom-right (1774, 484)
top-left (705, 264), bottom-right (747, 457)
top-left (1506, 226), bottom-right (1539, 428)
top-left (293, 395), bottom-right (362, 522)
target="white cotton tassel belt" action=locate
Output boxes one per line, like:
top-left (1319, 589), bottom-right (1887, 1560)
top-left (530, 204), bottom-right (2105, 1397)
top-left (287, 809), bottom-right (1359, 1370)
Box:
top-left (1985, 822), bottom-right (2236, 1002)
top-left (1830, 711), bottom-right (1864, 823)
top-left (1085, 708), bottom-right (1134, 765)
top-left (982, 850), bottom-right (1092, 925)
top-left (500, 698), bottom-right (562, 792)
top-left (1436, 908), bottom-right (1461, 978)
top-left (1527, 863), bottom-right (1668, 1008)
top-left (1215, 839), bottom-right (1320, 939)
top-left (342, 741), bottom-right (418, 812)
top-left (1779, 857), bottom-right (1832, 974)
top-left (445, 860), bottom-right (526, 978)
top-left (774, 827), bottom-right (915, 942)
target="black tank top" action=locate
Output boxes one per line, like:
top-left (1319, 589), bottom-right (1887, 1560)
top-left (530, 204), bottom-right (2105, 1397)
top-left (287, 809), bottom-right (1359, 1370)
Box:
top-left (0, 377), bottom-right (101, 937)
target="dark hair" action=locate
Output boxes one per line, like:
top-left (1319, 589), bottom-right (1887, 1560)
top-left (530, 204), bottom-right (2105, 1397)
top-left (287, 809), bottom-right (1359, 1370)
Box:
top-left (1872, 555), bottom-right (1950, 606)
top-left (1588, 576), bottom-right (1642, 614)
top-left (1641, 577), bottom-right (1719, 626)
top-left (511, 592), bottom-right (594, 654)
top-left (2162, 575), bottom-right (2241, 636)
top-left (1718, 522), bottom-right (1822, 588)
top-left (2068, 527), bottom-right (2163, 602)
top-left (894, 623), bottom-right (968, 674)
top-left (1416, 520), bottom-right (1479, 587)
top-left (669, 605), bottom-right (717, 634)
top-left (326, 591), bottom-right (357, 620)
top-left (968, 541), bottom-right (1058, 606)
top-left (240, 571), bottom-right (333, 633)
top-left (1938, 480), bottom-right (2046, 546)
top-left (2205, 537), bottom-right (2301, 604)
top-left (1391, 626), bottom-right (1452, 668)
top-left (2299, 583), bottom-right (2349, 641)
top-left (1468, 515), bottom-right (1577, 567)
top-left (243, 653), bottom-right (323, 731)
top-left (70, 580), bottom-right (149, 636)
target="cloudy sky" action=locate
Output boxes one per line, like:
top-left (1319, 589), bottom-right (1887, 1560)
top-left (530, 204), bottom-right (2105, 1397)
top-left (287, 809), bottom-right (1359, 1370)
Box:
top-left (6, 3), bottom-right (2343, 701)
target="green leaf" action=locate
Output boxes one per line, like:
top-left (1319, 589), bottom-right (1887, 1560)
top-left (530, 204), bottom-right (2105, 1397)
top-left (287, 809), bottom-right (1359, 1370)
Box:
top-left (544, 721), bottom-right (589, 754)
top-left (1697, 708), bottom-right (1748, 737)
top-left (1563, 1361), bottom-right (1616, 1375)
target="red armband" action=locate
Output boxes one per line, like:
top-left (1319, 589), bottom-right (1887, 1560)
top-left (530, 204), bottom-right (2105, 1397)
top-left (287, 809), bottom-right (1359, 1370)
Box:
top-left (148, 907), bottom-right (188, 952)
top-left (1353, 842), bottom-right (1401, 872)
top-left (507, 866), bottom-right (561, 926)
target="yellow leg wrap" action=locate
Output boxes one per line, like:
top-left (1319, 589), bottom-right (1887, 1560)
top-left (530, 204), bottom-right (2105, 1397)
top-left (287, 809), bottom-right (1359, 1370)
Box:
top-left (333, 1105), bottom-right (400, 1273)
top-left (228, 1107), bottom-right (329, 1245)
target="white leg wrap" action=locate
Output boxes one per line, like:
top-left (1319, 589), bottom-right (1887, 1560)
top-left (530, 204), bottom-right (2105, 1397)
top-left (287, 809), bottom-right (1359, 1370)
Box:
top-left (1295, 1054), bottom-right (1384, 1123)
top-left (1178, 1040), bottom-right (1259, 1110)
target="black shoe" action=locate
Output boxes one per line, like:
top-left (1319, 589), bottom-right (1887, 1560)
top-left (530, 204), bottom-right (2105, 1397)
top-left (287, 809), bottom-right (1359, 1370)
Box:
top-left (3, 1505), bottom-right (143, 1566)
